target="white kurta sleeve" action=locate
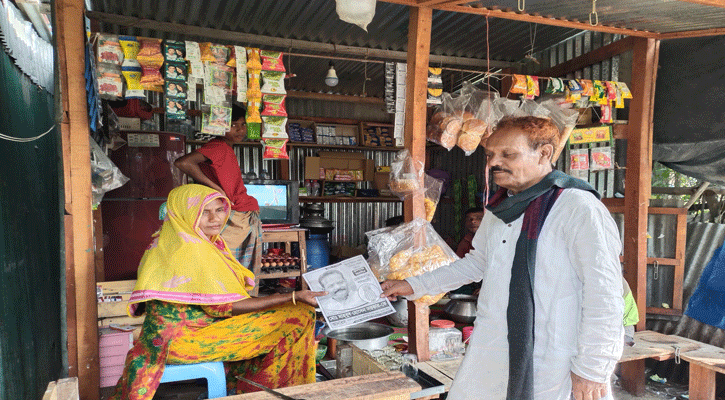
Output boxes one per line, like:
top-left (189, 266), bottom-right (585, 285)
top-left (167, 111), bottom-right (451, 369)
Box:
top-left (405, 232), bottom-right (488, 299)
top-left (566, 195), bottom-right (624, 383)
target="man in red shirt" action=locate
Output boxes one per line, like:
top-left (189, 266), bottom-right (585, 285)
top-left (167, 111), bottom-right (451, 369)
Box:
top-left (174, 104), bottom-right (261, 268)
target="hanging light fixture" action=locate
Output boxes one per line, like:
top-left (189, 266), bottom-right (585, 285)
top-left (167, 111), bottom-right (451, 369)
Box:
top-left (325, 61), bottom-right (339, 87)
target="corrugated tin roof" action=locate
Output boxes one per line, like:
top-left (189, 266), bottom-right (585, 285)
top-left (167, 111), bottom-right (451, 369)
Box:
top-left (88, 0), bottom-right (725, 97)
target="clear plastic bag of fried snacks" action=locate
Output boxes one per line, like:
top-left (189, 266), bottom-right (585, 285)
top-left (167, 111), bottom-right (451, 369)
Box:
top-left (366, 218), bottom-right (459, 305)
top-left (389, 149), bottom-right (424, 199)
top-left (426, 91), bottom-right (473, 150)
top-left (423, 174), bottom-right (443, 222)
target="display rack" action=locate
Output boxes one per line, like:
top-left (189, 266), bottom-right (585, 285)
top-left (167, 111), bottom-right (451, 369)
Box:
top-left (250, 228), bottom-right (308, 296)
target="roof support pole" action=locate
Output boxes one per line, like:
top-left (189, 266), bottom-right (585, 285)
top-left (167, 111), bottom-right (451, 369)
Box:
top-left (404, 5), bottom-right (433, 362)
top-left (623, 37), bottom-right (660, 332)
top-left (55, 0), bottom-right (100, 397)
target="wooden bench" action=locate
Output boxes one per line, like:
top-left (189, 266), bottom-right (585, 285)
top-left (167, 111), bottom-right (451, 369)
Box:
top-left (230, 371), bottom-right (422, 400)
top-left (679, 338), bottom-right (725, 399)
top-left (417, 330), bottom-right (725, 398)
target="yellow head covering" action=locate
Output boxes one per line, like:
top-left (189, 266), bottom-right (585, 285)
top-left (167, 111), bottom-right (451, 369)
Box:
top-left (128, 184), bottom-right (255, 316)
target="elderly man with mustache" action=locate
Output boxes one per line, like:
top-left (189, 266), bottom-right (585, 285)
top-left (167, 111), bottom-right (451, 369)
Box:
top-left (382, 116), bottom-right (624, 400)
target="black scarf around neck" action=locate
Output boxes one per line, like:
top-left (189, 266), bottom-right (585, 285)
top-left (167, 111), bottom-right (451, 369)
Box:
top-left (486, 170), bottom-right (599, 400)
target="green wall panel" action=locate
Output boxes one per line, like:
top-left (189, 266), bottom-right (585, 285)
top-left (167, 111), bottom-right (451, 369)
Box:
top-left (0, 49), bottom-right (63, 400)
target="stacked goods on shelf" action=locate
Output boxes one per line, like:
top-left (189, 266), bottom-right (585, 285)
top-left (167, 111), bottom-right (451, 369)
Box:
top-left (288, 120), bottom-right (316, 143)
top-left (316, 124), bottom-right (358, 146)
top-left (361, 123), bottom-right (395, 147)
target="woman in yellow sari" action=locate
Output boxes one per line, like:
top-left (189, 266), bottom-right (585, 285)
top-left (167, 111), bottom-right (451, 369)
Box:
top-left (110, 184), bottom-right (325, 400)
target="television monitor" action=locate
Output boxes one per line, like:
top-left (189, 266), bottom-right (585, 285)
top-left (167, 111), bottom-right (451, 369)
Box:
top-left (244, 180), bottom-right (300, 227)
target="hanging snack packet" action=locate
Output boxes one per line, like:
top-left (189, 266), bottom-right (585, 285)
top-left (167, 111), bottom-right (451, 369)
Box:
top-left (567, 79), bottom-right (584, 94)
top-left (509, 74), bottom-right (528, 94)
top-left (262, 138), bottom-right (289, 160)
top-left (165, 98), bottom-right (186, 120)
top-left (616, 82), bottom-right (633, 99)
top-left (226, 46), bottom-right (236, 68)
top-left (591, 80), bottom-right (608, 105)
top-left (208, 105), bottom-right (232, 130)
top-left (389, 149), bottom-right (424, 199)
top-left (137, 38), bottom-right (165, 90)
top-left (260, 50), bottom-right (285, 72)
top-left (424, 174), bottom-right (444, 222)
top-left (97, 64), bottom-right (124, 99)
top-left (604, 81), bottom-right (618, 100)
top-left (97, 34), bottom-right (124, 65)
top-left (200, 111), bottom-right (225, 136)
top-left (164, 61), bottom-right (187, 81)
top-left (262, 116), bottom-right (288, 138)
top-left (246, 48), bottom-right (263, 70)
top-left (200, 43), bottom-right (230, 65)
top-left (235, 46), bottom-right (248, 103)
top-left (427, 67), bottom-right (443, 105)
top-left (591, 146), bottom-right (613, 171)
top-left (163, 40), bottom-right (185, 62)
top-left (261, 94), bottom-right (287, 117)
top-left (246, 99), bottom-right (262, 140)
top-left (122, 67), bottom-right (144, 99)
top-left (247, 70), bottom-right (262, 100)
top-left (119, 36), bottom-right (140, 67)
top-left (579, 80), bottom-right (594, 97)
top-left (524, 75), bottom-right (539, 99)
top-left (165, 81), bottom-right (187, 99)
top-left (261, 70), bottom-right (287, 94)
top-left (545, 77), bottom-right (565, 94)
top-left (600, 103), bottom-right (613, 123)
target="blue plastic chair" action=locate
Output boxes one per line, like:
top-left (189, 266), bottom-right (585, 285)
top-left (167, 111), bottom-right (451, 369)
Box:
top-left (160, 362), bottom-right (227, 399)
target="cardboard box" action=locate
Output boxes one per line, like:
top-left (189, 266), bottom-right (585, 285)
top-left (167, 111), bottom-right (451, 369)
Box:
top-left (374, 172), bottom-right (390, 191)
top-left (305, 151), bottom-right (375, 181)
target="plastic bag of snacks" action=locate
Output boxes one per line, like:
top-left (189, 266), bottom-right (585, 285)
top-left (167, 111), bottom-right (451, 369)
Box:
top-left (365, 218), bottom-right (459, 305)
top-left (389, 149), bottom-right (424, 199)
top-left (262, 138), bottom-right (289, 160)
top-left (423, 174), bottom-right (444, 222)
top-left (426, 91), bottom-right (473, 150)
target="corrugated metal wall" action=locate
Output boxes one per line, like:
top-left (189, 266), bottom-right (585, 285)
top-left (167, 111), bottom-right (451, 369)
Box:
top-left (187, 97), bottom-right (401, 249)
top-left (0, 49), bottom-right (63, 400)
top-left (525, 31), bottom-right (630, 198)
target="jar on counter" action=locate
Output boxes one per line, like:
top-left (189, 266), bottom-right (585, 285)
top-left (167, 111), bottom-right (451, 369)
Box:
top-left (428, 327), bottom-right (464, 361)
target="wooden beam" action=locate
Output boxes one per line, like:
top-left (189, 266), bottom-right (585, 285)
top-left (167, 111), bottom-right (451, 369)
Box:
top-left (658, 26), bottom-right (725, 39)
top-left (417, 0), bottom-right (467, 6)
top-left (536, 36), bottom-right (637, 78)
top-left (623, 38), bottom-right (660, 333)
top-left (404, 6), bottom-right (433, 362)
top-left (674, 0), bottom-right (725, 8)
top-left (56, 0), bottom-right (100, 397)
top-left (85, 11), bottom-right (514, 70)
top-left (286, 90), bottom-right (384, 105)
top-left (433, 4), bottom-right (660, 38)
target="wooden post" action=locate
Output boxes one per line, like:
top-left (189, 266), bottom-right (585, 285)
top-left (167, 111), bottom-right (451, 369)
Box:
top-left (404, 5), bottom-right (433, 362)
top-left (55, 0), bottom-right (100, 397)
top-left (622, 37), bottom-right (659, 332)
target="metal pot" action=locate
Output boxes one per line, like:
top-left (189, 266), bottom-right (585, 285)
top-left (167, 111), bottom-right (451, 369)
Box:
top-left (323, 322), bottom-right (394, 352)
top-left (443, 294), bottom-right (478, 324)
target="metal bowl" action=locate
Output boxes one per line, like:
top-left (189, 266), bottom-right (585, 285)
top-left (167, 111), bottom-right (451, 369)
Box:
top-left (443, 294), bottom-right (478, 324)
top-left (322, 322), bottom-right (394, 351)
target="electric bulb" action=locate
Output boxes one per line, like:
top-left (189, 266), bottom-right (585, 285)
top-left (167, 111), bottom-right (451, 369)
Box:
top-left (325, 63), bottom-right (339, 87)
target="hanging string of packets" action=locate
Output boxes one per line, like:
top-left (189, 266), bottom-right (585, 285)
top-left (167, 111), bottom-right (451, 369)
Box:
top-left (508, 75), bottom-right (633, 123)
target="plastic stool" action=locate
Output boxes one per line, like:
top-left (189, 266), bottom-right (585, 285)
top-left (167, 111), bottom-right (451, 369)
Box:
top-left (160, 362), bottom-right (226, 399)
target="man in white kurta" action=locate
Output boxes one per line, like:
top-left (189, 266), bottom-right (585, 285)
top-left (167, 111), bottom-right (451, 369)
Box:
top-left (382, 117), bottom-right (624, 400)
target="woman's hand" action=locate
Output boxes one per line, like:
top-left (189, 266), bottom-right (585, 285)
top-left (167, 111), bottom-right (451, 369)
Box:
top-left (294, 290), bottom-right (327, 307)
top-left (380, 280), bottom-right (414, 301)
